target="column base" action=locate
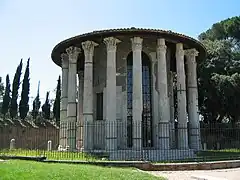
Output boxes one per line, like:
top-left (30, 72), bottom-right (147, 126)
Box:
top-left (189, 125), bottom-right (201, 150)
top-left (76, 120), bottom-right (83, 150)
top-left (158, 122), bottom-right (170, 149)
top-left (83, 114), bottom-right (94, 151)
top-left (177, 124), bottom-right (188, 149)
top-left (59, 120), bottom-right (68, 148)
top-left (105, 121), bottom-right (118, 151)
top-left (132, 121), bottom-right (142, 150)
top-left (67, 118), bottom-right (77, 151)
top-left (169, 122), bottom-right (176, 149)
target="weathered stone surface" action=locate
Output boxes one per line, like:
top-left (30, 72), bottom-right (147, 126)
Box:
top-left (55, 32), bottom-right (203, 160)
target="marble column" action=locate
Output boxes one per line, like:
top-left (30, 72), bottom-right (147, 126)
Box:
top-left (59, 53), bottom-right (69, 147)
top-left (185, 49), bottom-right (201, 150)
top-left (169, 72), bottom-right (176, 148)
top-left (82, 40), bottom-right (98, 151)
top-left (156, 38), bottom-right (170, 149)
top-left (104, 37), bottom-right (121, 151)
top-left (76, 71), bottom-right (84, 150)
top-left (166, 49), bottom-right (176, 149)
top-left (176, 43), bottom-right (188, 149)
top-left (131, 37), bottom-right (143, 150)
top-left (149, 52), bottom-right (158, 148)
top-left (66, 46), bottom-right (81, 151)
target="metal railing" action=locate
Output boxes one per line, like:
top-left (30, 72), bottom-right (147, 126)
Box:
top-left (0, 121), bottom-right (240, 162)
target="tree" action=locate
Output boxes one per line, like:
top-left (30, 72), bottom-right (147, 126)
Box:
top-left (42, 91), bottom-right (51, 119)
top-left (199, 16), bottom-right (240, 43)
top-left (19, 58), bottom-right (30, 120)
top-left (1, 75), bottom-right (11, 118)
top-left (9, 59), bottom-right (23, 119)
top-left (0, 76), bottom-right (4, 101)
top-left (198, 16), bottom-right (240, 124)
top-left (53, 76), bottom-right (61, 125)
top-left (32, 81), bottom-right (41, 120)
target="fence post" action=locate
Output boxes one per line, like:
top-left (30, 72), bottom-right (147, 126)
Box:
top-left (10, 139), bottom-right (16, 150)
top-left (47, 140), bottom-right (52, 151)
top-left (203, 142), bottom-right (207, 150)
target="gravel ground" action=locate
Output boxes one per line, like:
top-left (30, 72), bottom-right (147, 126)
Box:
top-left (148, 168), bottom-right (240, 180)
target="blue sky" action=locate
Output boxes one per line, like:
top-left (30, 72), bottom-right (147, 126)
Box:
top-left (0, 0), bottom-right (239, 105)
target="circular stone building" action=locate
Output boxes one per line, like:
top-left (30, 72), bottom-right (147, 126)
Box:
top-left (51, 28), bottom-right (206, 161)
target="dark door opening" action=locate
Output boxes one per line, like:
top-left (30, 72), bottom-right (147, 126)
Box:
top-left (127, 51), bottom-right (153, 148)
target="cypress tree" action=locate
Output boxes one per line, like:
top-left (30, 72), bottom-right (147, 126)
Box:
top-left (19, 58), bottom-right (30, 120)
top-left (1, 75), bottom-right (11, 118)
top-left (10, 59), bottom-right (23, 119)
top-left (0, 76), bottom-right (4, 101)
top-left (53, 76), bottom-right (61, 125)
top-left (32, 81), bottom-right (41, 119)
top-left (42, 91), bottom-right (51, 119)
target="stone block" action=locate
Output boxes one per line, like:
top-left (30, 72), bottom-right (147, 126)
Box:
top-left (210, 162), bottom-right (227, 169)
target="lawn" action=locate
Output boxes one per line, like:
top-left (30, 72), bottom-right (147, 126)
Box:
top-left (0, 160), bottom-right (164, 180)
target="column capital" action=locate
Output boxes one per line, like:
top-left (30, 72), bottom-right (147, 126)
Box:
top-left (176, 43), bottom-right (184, 57)
top-left (185, 48), bottom-right (199, 64)
top-left (66, 46), bottom-right (81, 64)
top-left (149, 52), bottom-right (157, 63)
top-left (61, 53), bottom-right (69, 69)
top-left (82, 40), bottom-right (98, 57)
top-left (104, 37), bottom-right (121, 52)
top-left (131, 37), bottom-right (143, 51)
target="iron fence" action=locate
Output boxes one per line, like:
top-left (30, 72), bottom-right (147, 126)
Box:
top-left (0, 121), bottom-right (240, 162)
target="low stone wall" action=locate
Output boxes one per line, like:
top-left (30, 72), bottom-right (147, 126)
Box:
top-left (136, 160), bottom-right (240, 171)
top-left (0, 121), bottom-right (59, 150)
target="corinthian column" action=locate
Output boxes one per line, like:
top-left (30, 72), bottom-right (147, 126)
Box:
top-left (66, 46), bottom-right (81, 151)
top-left (104, 37), bottom-right (121, 151)
top-left (149, 52), bottom-right (158, 148)
top-left (156, 39), bottom-right (170, 149)
top-left (131, 37), bottom-right (143, 150)
top-left (60, 53), bottom-right (68, 147)
top-left (176, 43), bottom-right (188, 149)
top-left (185, 49), bottom-right (201, 150)
top-left (76, 71), bottom-right (84, 150)
top-left (169, 72), bottom-right (176, 148)
top-left (82, 40), bottom-right (98, 151)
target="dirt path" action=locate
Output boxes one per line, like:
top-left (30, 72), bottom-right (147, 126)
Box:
top-left (148, 168), bottom-right (240, 180)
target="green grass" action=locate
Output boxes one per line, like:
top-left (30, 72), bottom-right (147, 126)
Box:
top-left (195, 148), bottom-right (240, 161)
top-left (0, 160), bottom-right (164, 180)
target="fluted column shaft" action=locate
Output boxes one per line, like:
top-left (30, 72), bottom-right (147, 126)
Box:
top-left (169, 72), bottom-right (176, 148)
top-left (149, 52), bottom-right (158, 148)
top-left (82, 40), bottom-right (98, 151)
top-left (60, 53), bottom-right (69, 147)
top-left (66, 46), bottom-right (81, 151)
top-left (156, 38), bottom-right (170, 149)
top-left (76, 71), bottom-right (84, 150)
top-left (104, 37), bottom-right (121, 151)
top-left (186, 49), bottom-right (201, 150)
top-left (131, 37), bottom-right (143, 150)
top-left (176, 43), bottom-right (188, 149)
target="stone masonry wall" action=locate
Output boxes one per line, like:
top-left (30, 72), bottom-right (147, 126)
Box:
top-left (0, 122), bottom-right (59, 150)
